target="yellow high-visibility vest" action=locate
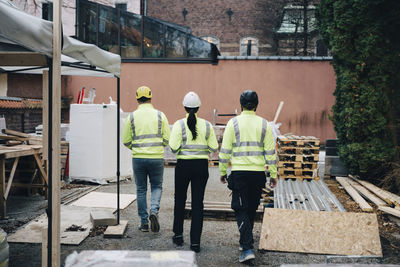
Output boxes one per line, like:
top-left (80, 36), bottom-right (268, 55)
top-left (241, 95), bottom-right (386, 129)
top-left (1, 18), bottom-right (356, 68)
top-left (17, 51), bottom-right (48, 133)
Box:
top-left (219, 110), bottom-right (277, 178)
top-left (122, 103), bottom-right (170, 158)
top-left (169, 114), bottom-right (218, 160)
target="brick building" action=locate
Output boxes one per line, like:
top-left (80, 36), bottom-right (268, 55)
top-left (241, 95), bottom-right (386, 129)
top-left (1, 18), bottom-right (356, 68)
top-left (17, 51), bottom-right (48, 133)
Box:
top-left (146, 0), bottom-right (326, 56)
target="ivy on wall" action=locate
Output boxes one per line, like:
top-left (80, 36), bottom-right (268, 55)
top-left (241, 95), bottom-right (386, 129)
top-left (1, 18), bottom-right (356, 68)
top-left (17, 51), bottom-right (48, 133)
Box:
top-left (316, 0), bottom-right (400, 179)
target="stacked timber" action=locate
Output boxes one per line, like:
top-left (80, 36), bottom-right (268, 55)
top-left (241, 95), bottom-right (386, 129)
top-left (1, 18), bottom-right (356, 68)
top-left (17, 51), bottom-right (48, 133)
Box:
top-left (277, 135), bottom-right (320, 181)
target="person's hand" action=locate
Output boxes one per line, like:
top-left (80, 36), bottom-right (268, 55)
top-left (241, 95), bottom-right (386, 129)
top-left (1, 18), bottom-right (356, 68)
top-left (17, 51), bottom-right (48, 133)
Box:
top-left (269, 178), bottom-right (277, 188)
top-left (220, 175), bottom-right (227, 184)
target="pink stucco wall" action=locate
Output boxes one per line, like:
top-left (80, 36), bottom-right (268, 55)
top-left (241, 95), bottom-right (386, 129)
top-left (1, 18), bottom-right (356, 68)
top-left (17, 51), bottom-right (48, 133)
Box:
top-left (65, 60), bottom-right (337, 141)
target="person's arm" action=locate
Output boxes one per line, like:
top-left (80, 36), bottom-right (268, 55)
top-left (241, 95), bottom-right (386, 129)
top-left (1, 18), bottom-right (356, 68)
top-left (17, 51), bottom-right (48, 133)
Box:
top-left (219, 120), bottom-right (234, 183)
top-left (122, 114), bottom-right (133, 149)
top-left (168, 121), bottom-right (182, 154)
top-left (207, 122), bottom-right (218, 153)
top-left (161, 112), bottom-right (170, 146)
top-left (264, 121), bottom-right (277, 187)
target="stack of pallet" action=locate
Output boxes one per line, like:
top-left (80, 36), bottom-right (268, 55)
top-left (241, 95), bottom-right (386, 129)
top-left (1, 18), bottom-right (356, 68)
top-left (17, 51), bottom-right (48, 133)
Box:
top-left (277, 135), bottom-right (320, 181)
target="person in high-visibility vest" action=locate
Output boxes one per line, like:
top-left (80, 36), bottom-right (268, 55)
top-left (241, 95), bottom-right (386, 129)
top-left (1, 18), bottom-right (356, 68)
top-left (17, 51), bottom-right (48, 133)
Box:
top-left (169, 91), bottom-right (218, 253)
top-left (122, 86), bottom-right (170, 233)
top-left (219, 90), bottom-right (277, 263)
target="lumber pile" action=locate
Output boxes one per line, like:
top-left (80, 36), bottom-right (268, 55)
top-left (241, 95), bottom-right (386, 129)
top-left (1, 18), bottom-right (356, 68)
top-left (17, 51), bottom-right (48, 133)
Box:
top-left (0, 128), bottom-right (69, 181)
top-left (184, 201), bottom-right (263, 221)
top-left (277, 135), bottom-right (320, 181)
top-left (336, 176), bottom-right (400, 219)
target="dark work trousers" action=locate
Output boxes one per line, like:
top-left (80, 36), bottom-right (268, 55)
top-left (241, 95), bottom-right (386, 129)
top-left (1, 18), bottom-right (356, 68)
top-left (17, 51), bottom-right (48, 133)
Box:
top-left (230, 171), bottom-right (266, 251)
top-left (173, 159), bottom-right (209, 246)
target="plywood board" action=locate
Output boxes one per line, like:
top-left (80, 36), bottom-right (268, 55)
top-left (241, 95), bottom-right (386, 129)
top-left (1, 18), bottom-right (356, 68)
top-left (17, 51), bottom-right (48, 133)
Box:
top-left (104, 220), bottom-right (128, 237)
top-left (70, 192), bottom-right (136, 210)
top-left (8, 205), bottom-right (113, 245)
top-left (259, 209), bottom-right (382, 256)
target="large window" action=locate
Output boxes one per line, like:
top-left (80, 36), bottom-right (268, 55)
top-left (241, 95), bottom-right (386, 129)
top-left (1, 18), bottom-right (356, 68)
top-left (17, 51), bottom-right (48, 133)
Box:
top-left (76, 0), bottom-right (219, 62)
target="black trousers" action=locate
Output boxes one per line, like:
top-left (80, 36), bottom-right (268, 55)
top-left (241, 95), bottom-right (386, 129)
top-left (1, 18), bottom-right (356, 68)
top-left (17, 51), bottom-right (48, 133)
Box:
top-left (230, 171), bottom-right (266, 250)
top-left (173, 159), bottom-right (209, 245)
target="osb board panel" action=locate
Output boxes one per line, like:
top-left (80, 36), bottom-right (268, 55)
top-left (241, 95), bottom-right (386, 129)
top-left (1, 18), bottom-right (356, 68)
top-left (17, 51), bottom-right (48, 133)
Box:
top-left (259, 209), bottom-right (382, 256)
top-left (8, 205), bottom-right (113, 245)
top-left (70, 192), bottom-right (136, 210)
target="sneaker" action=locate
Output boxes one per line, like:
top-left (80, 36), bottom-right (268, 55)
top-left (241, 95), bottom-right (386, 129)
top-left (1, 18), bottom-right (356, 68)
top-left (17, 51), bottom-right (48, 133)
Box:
top-left (172, 234), bottom-right (183, 246)
top-left (239, 245), bottom-right (243, 251)
top-left (190, 244), bottom-right (201, 253)
top-left (239, 249), bottom-right (255, 263)
top-left (138, 223), bottom-right (149, 232)
top-left (149, 212), bottom-right (160, 232)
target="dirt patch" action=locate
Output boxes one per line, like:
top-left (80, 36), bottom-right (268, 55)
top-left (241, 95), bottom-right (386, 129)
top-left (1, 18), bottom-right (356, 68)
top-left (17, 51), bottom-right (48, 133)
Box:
top-left (326, 178), bottom-right (400, 263)
top-left (89, 226), bottom-right (107, 237)
top-left (380, 162), bottom-right (400, 195)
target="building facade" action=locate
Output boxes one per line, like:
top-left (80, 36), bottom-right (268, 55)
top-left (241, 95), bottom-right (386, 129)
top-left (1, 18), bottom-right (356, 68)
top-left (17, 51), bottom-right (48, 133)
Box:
top-left (146, 0), bottom-right (326, 56)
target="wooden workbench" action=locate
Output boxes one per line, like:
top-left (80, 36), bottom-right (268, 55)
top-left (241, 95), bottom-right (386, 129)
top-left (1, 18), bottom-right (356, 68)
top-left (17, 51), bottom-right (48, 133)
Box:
top-left (0, 144), bottom-right (47, 218)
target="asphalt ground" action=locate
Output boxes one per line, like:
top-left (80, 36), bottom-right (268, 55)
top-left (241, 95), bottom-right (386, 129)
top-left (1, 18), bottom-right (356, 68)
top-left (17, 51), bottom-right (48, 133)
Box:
top-left (4, 167), bottom-right (398, 266)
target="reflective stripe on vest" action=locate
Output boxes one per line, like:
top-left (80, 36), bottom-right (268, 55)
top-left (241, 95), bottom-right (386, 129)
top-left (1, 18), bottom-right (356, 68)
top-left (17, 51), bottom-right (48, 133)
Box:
top-left (130, 111), bottom-right (163, 147)
top-left (232, 117), bottom-right (269, 156)
top-left (178, 119), bottom-right (212, 155)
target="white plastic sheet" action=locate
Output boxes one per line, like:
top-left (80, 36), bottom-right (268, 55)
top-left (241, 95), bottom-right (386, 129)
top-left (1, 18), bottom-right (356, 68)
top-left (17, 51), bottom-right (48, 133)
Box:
top-left (69, 104), bottom-right (132, 184)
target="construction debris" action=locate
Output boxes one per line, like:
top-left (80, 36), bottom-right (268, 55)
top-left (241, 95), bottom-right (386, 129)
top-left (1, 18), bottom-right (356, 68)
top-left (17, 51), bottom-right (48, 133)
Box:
top-left (336, 177), bottom-right (373, 212)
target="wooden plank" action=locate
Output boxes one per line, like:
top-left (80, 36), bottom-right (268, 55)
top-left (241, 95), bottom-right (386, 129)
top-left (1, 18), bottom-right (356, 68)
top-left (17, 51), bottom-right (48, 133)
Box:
top-left (33, 153), bottom-right (48, 185)
top-left (378, 206), bottom-right (400, 218)
top-left (2, 129), bottom-right (41, 140)
top-left (336, 177), bottom-right (373, 212)
top-left (3, 147), bottom-right (42, 159)
top-left (4, 157), bottom-right (19, 200)
top-left (42, 227), bottom-right (47, 267)
top-left (351, 176), bottom-right (400, 206)
top-left (51, 0), bottom-right (62, 264)
top-left (104, 220), bottom-right (128, 237)
top-left (0, 53), bottom-right (48, 66)
top-left (346, 178), bottom-right (387, 207)
top-left (259, 208), bottom-right (382, 256)
top-left (70, 192), bottom-right (136, 210)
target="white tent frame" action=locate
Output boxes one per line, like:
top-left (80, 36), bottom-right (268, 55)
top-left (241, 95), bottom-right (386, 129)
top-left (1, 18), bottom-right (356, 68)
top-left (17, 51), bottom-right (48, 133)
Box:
top-left (0, 0), bottom-right (123, 266)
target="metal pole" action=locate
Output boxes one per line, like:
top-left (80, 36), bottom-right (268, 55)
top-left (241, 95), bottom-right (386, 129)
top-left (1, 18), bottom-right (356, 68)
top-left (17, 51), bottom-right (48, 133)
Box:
top-left (117, 77), bottom-right (120, 224)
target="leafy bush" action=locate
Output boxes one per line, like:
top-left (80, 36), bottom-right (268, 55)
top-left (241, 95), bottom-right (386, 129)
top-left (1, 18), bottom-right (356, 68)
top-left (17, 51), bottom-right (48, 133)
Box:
top-left (316, 0), bottom-right (400, 178)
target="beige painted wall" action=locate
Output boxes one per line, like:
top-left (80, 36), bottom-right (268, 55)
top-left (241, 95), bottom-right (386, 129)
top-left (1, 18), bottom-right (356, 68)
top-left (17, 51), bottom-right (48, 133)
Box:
top-left (65, 60), bottom-right (337, 141)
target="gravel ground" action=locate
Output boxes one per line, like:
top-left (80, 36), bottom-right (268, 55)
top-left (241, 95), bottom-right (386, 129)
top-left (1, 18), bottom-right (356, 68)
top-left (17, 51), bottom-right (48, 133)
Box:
top-left (3, 166), bottom-right (399, 266)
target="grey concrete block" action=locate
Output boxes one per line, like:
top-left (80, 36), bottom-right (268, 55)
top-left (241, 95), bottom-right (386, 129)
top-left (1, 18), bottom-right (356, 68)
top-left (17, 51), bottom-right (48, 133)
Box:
top-left (325, 156), bottom-right (348, 176)
top-left (90, 210), bottom-right (117, 227)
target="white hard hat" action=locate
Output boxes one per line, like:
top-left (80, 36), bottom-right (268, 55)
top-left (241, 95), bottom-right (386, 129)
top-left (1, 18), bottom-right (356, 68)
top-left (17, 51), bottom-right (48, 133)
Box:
top-left (182, 91), bottom-right (201, 108)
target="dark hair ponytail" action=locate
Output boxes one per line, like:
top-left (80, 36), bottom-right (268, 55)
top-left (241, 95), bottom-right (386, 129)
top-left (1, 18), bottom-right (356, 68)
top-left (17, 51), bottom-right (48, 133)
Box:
top-left (185, 107), bottom-right (199, 140)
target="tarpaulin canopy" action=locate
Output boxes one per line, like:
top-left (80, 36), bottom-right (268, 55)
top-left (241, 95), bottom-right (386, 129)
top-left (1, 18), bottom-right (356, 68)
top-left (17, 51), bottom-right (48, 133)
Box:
top-left (0, 0), bottom-right (121, 77)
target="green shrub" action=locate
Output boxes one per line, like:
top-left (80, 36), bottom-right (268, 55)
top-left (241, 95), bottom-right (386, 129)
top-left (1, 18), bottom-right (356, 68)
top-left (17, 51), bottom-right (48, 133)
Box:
top-left (316, 0), bottom-right (400, 178)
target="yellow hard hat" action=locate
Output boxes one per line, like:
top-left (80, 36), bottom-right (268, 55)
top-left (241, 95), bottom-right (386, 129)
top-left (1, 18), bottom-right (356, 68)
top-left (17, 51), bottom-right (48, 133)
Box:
top-left (136, 86), bottom-right (152, 99)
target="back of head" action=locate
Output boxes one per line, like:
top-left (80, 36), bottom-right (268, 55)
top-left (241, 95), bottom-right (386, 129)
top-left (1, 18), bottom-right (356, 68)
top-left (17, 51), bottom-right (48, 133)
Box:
top-left (183, 91), bottom-right (201, 140)
top-left (240, 90), bottom-right (258, 110)
top-left (136, 86), bottom-right (152, 103)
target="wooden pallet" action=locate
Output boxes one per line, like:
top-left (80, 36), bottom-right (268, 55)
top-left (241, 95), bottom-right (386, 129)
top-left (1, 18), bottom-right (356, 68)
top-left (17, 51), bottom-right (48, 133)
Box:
top-left (279, 168), bottom-right (316, 176)
top-left (279, 154), bottom-right (319, 162)
top-left (184, 201), bottom-right (263, 221)
top-left (278, 146), bottom-right (319, 155)
top-left (279, 176), bottom-right (320, 181)
top-left (277, 135), bottom-right (320, 147)
top-left (278, 161), bottom-right (317, 169)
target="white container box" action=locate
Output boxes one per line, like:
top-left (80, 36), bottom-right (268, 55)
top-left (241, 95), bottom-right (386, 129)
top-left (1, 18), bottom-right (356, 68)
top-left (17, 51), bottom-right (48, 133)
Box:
top-left (69, 104), bottom-right (132, 184)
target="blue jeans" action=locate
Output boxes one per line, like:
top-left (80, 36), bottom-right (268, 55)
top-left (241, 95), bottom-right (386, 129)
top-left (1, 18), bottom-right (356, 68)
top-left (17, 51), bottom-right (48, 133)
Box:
top-left (132, 158), bottom-right (164, 225)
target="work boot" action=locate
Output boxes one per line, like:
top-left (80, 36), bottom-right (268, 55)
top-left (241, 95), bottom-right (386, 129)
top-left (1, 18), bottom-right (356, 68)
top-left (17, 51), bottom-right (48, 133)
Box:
top-left (172, 234), bottom-right (183, 246)
top-left (239, 249), bottom-right (255, 263)
top-left (190, 244), bottom-right (201, 253)
top-left (149, 212), bottom-right (160, 232)
top-left (138, 223), bottom-right (149, 232)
